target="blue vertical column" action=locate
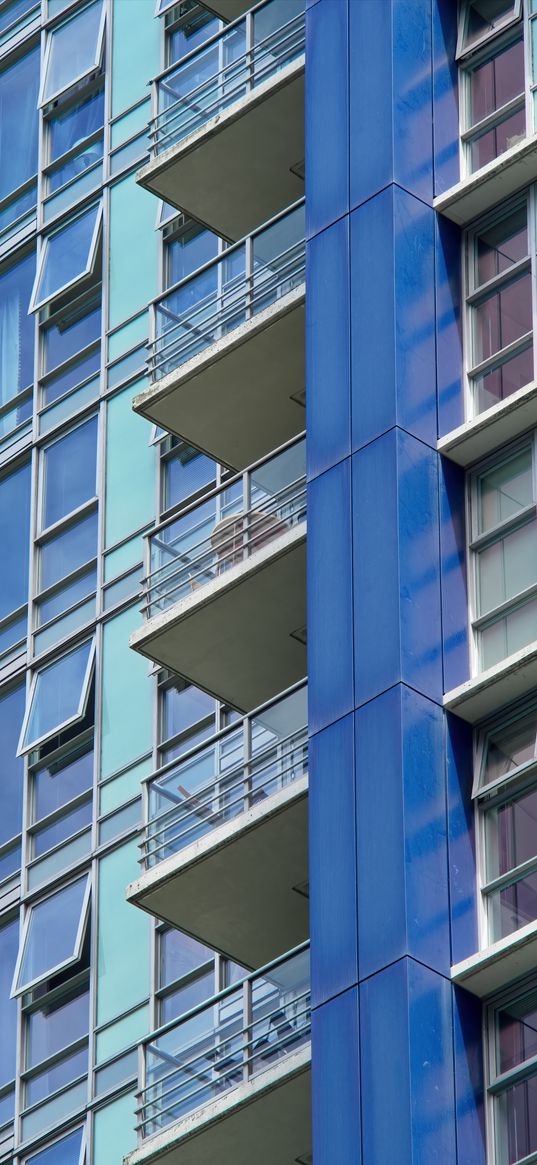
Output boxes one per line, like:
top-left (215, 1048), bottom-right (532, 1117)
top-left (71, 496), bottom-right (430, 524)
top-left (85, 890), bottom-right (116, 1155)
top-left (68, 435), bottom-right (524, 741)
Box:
top-left (306, 2), bottom-right (485, 1162)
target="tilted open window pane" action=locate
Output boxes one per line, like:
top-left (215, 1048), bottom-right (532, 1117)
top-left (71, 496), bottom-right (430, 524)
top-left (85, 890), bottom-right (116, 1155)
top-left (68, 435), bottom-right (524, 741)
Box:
top-left (25, 1126), bottom-right (85, 1165)
top-left (30, 203), bottom-right (102, 312)
top-left (481, 707), bottom-right (537, 788)
top-left (459, 0), bottom-right (521, 55)
top-left (41, 0), bottom-right (104, 105)
top-left (18, 639), bottom-right (94, 755)
top-left (12, 874), bottom-right (90, 996)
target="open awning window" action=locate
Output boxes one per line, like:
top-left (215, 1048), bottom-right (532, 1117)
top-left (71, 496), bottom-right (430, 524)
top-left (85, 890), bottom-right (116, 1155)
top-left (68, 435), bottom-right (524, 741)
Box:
top-left (11, 874), bottom-right (90, 997)
top-left (30, 202), bottom-right (102, 313)
top-left (40, 0), bottom-right (105, 106)
top-left (27, 1126), bottom-right (86, 1165)
top-left (18, 638), bottom-right (95, 756)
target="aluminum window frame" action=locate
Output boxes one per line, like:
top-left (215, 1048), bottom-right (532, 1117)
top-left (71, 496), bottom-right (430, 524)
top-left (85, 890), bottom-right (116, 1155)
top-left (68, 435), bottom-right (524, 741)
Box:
top-left (23, 1120), bottom-right (87, 1165)
top-left (37, 411), bottom-right (99, 537)
top-left (42, 78), bottom-right (105, 201)
top-left (458, 14), bottom-right (526, 180)
top-left (17, 637), bottom-right (96, 757)
top-left (468, 432), bottom-right (537, 675)
top-left (21, 973), bottom-right (90, 1117)
top-left (11, 873), bottom-right (91, 998)
top-left (456, 0), bottom-right (523, 60)
top-left (39, 0), bottom-right (106, 109)
top-left (485, 976), bottom-right (537, 1165)
top-left (29, 201), bottom-right (103, 314)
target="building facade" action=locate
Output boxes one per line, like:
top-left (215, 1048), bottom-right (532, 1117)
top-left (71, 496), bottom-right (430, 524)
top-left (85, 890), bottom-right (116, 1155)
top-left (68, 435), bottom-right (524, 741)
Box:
top-left (1, 1), bottom-right (537, 1164)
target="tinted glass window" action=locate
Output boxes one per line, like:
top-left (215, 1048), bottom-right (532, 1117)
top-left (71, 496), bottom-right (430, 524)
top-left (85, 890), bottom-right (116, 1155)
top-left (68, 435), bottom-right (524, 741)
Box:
top-left (34, 748), bottom-right (93, 823)
top-left (0, 917), bottom-right (18, 1088)
top-left (0, 251), bottom-right (35, 407)
top-left (160, 928), bottom-right (212, 986)
top-left (50, 88), bottom-right (104, 163)
top-left (15, 875), bottom-right (88, 993)
top-left (27, 1125), bottom-right (84, 1165)
top-left (0, 461), bottom-right (31, 621)
top-left (40, 511), bottom-right (98, 591)
top-left (33, 204), bottom-right (101, 310)
top-left (28, 983), bottom-right (89, 1067)
top-left (45, 297), bottom-right (101, 373)
top-left (21, 640), bottom-right (93, 753)
top-left (0, 684), bottom-right (25, 847)
top-left (42, 416), bottom-right (98, 529)
top-left (43, 0), bottom-right (103, 102)
top-left (0, 46), bottom-right (39, 201)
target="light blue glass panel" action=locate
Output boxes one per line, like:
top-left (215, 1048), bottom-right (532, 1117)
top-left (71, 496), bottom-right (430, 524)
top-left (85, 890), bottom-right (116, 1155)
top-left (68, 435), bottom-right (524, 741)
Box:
top-left (0, 612), bottom-right (26, 659)
top-left (99, 799), bottom-right (140, 843)
top-left (0, 0), bottom-right (37, 36)
top-left (103, 566), bottom-right (142, 610)
top-left (111, 0), bottom-right (159, 117)
top-left (0, 684), bottom-right (25, 847)
top-left (0, 460), bottom-right (31, 621)
top-left (27, 1125), bottom-right (83, 1165)
top-left (104, 381), bottom-right (154, 548)
top-left (28, 985), bottom-right (89, 1067)
top-left (0, 249), bottom-right (35, 406)
top-left (108, 343), bottom-right (146, 389)
top-left (28, 831), bottom-right (92, 891)
top-left (39, 376), bottom-right (100, 435)
top-left (40, 511), bottom-right (98, 590)
top-left (43, 0), bottom-right (103, 103)
top-left (34, 204), bottom-right (101, 310)
top-left (96, 839), bottom-right (150, 1024)
top-left (108, 176), bottom-right (158, 328)
top-left (100, 606), bottom-right (152, 779)
top-left (16, 875), bottom-right (88, 992)
top-left (0, 917), bottom-right (18, 1088)
top-left (95, 1003), bottom-right (149, 1064)
top-left (42, 415), bottom-right (98, 529)
top-left (103, 533), bottom-right (144, 583)
top-left (0, 46), bottom-right (39, 202)
top-left (21, 1079), bottom-right (87, 1141)
top-left (99, 757), bottom-right (151, 815)
top-left (22, 639), bottom-right (93, 752)
top-left (108, 311), bottom-right (147, 363)
top-left (110, 100), bottom-right (149, 149)
top-left (43, 163), bottom-right (103, 224)
top-left (50, 89), bottom-right (104, 164)
top-left (93, 1089), bottom-right (137, 1163)
top-left (34, 597), bottom-right (96, 657)
top-left (110, 132), bottom-right (147, 175)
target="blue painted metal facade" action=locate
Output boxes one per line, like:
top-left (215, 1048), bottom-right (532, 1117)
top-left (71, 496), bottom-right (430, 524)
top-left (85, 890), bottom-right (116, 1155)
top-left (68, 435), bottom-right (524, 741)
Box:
top-left (306, 2), bottom-right (485, 1160)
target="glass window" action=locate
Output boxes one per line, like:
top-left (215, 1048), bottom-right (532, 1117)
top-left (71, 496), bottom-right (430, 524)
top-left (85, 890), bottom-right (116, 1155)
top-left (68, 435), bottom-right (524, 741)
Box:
top-left (461, 18), bottom-right (525, 175)
top-left (40, 511), bottom-right (98, 591)
top-left (460, 0), bottom-right (520, 54)
top-left (158, 927), bottom-right (214, 1025)
top-left (159, 677), bottom-right (216, 762)
top-left (160, 928), bottom-right (212, 984)
top-left (0, 46), bottom-right (39, 202)
top-left (43, 292), bottom-right (101, 397)
top-left (33, 747), bottom-right (93, 823)
top-left (162, 441), bottom-right (216, 513)
top-left (26, 1125), bottom-right (85, 1165)
top-left (41, 416), bottom-right (98, 530)
top-left (13, 875), bottom-right (90, 995)
top-left (31, 204), bottom-right (102, 313)
top-left (166, 222), bottom-right (218, 288)
top-left (0, 250), bottom-right (35, 409)
top-left (0, 460), bottom-right (31, 623)
top-left (0, 0), bottom-right (38, 37)
top-left (47, 88), bottom-right (104, 193)
top-left (27, 982), bottom-right (89, 1068)
top-left (19, 639), bottom-right (94, 755)
top-left (42, 0), bottom-right (104, 104)
top-left (489, 985), bottom-right (537, 1165)
top-left (0, 684), bottom-right (25, 850)
top-left (481, 708), bottom-right (537, 788)
top-left (0, 917), bottom-right (18, 1089)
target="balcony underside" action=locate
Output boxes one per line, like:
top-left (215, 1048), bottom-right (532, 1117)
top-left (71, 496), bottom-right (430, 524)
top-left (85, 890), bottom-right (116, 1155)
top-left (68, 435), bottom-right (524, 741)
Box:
top-left (452, 921), bottom-right (537, 997)
top-left (125, 1047), bottom-right (311, 1165)
top-left (203, 0), bottom-right (251, 18)
top-left (137, 62), bottom-right (304, 241)
top-left (136, 288), bottom-right (305, 470)
top-left (130, 526), bottom-right (307, 712)
top-left (127, 777), bottom-right (309, 968)
top-left (434, 134), bottom-right (537, 227)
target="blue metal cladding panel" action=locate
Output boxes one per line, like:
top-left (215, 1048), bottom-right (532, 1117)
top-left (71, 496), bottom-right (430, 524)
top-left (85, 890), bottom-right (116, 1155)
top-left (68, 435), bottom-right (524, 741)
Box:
top-left (436, 216), bottom-right (464, 437)
top-left (352, 430), bottom-right (443, 707)
top-left (311, 988), bottom-right (361, 1165)
top-left (446, 712), bottom-right (479, 964)
top-left (307, 459), bottom-right (354, 736)
top-left (350, 186), bottom-right (437, 452)
top-left (360, 959), bottom-right (456, 1165)
top-left (433, 0), bottom-right (460, 195)
top-left (306, 217), bottom-right (351, 483)
top-left (309, 714), bottom-right (358, 1008)
top-left (305, 0), bottom-right (349, 241)
top-left (440, 457), bottom-right (470, 693)
top-left (453, 987), bottom-right (486, 1165)
top-left (349, 0), bottom-right (433, 212)
top-left (355, 685), bottom-right (450, 980)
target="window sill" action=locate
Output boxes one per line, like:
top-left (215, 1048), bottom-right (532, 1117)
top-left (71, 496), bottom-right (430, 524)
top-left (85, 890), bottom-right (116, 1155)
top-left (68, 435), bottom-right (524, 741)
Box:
top-left (434, 133), bottom-right (537, 227)
top-left (452, 919), bottom-right (537, 997)
top-left (438, 380), bottom-right (537, 467)
top-left (444, 641), bottom-right (537, 723)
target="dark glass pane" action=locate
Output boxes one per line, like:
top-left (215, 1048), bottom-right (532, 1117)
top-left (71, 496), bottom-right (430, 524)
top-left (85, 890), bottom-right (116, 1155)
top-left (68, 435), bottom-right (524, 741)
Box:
top-left (0, 917), bottom-right (19, 1088)
top-left (498, 992), bottom-right (537, 1074)
top-left (470, 37), bottom-right (524, 124)
top-left (474, 272), bottom-right (532, 362)
top-left (494, 870), bottom-right (537, 938)
top-left (0, 46), bottom-right (39, 201)
top-left (471, 105), bottom-right (525, 170)
top-left (499, 1072), bottom-right (537, 1163)
top-left (160, 968), bottom-right (215, 1024)
top-left (50, 88), bottom-right (105, 163)
top-left (45, 298), bottom-right (101, 373)
top-left (0, 683), bottom-right (25, 846)
top-left (160, 928), bottom-right (212, 988)
top-left (34, 798), bottom-right (92, 857)
top-left (484, 713), bottom-right (537, 784)
top-left (164, 444), bottom-right (216, 511)
top-left (466, 1), bottom-right (516, 45)
top-left (495, 786), bottom-right (537, 875)
top-left (168, 9), bottom-right (219, 65)
top-left (26, 1044), bottom-right (88, 1105)
top-left (0, 460), bottom-right (31, 621)
top-left (43, 416), bottom-right (98, 529)
top-left (475, 343), bottom-right (533, 411)
top-left (40, 511), bottom-right (98, 591)
top-left (476, 207), bottom-right (528, 286)
top-left (0, 0), bottom-right (37, 36)
top-left (0, 249), bottom-right (35, 406)
top-left (34, 748), bottom-right (93, 823)
top-left (27, 1127), bottom-right (84, 1165)
top-left (161, 680), bottom-right (215, 744)
top-left (28, 983), bottom-right (89, 1067)
top-left (167, 225), bottom-right (218, 287)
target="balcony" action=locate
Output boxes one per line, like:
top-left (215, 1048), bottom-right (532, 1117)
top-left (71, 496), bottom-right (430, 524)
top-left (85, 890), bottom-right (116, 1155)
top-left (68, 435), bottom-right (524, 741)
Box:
top-left (127, 682), bottom-right (308, 968)
top-left (125, 945), bottom-right (311, 1165)
top-left (203, 0), bottom-right (251, 18)
top-left (135, 202), bottom-right (305, 471)
top-left (137, 0), bottom-right (305, 241)
top-left (130, 436), bottom-right (306, 712)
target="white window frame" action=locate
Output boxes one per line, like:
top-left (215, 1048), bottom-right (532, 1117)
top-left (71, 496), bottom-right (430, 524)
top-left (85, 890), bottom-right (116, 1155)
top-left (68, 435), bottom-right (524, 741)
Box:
top-left (456, 0), bottom-right (522, 60)
top-left (11, 874), bottom-right (91, 997)
top-left (24, 1123), bottom-right (86, 1165)
top-left (17, 637), bottom-right (95, 756)
top-left (29, 201), bottom-right (102, 314)
top-left (485, 977), bottom-right (537, 1165)
top-left (457, 4), bottom-right (526, 181)
top-left (39, 0), bottom-right (106, 108)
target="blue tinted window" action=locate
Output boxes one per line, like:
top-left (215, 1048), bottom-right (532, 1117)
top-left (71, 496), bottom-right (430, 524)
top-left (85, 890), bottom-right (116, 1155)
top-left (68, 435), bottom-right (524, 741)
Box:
top-left (27, 1126), bottom-right (83, 1165)
top-left (33, 204), bottom-right (101, 311)
top-left (0, 46), bottom-right (39, 201)
top-left (162, 679), bottom-right (215, 743)
top-left (164, 443), bottom-right (216, 511)
top-left (43, 349), bottom-right (100, 406)
top-left (40, 511), bottom-right (98, 590)
top-left (0, 918), bottom-right (18, 1089)
top-left (38, 566), bottom-right (96, 625)
top-left (34, 748), bottom-right (93, 822)
top-left (168, 224), bottom-right (218, 287)
top-left (0, 461), bottom-right (31, 621)
top-left (50, 88), bottom-right (104, 163)
top-left (168, 9), bottom-right (219, 65)
top-left (45, 297), bottom-right (101, 374)
top-left (42, 416), bottom-right (98, 529)
top-left (28, 984), bottom-right (89, 1068)
top-left (21, 640), bottom-right (93, 753)
top-left (15, 875), bottom-right (89, 993)
top-left (43, 0), bottom-right (103, 103)
top-left (0, 684), bottom-right (25, 848)
top-left (0, 250), bottom-right (35, 406)
top-left (0, 0), bottom-right (37, 36)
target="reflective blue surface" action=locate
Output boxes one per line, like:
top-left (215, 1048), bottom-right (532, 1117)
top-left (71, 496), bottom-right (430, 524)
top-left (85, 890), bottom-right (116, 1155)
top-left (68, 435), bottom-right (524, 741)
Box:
top-left (42, 416), bottom-right (98, 530)
top-left (0, 45), bottom-right (39, 202)
top-left (0, 249), bottom-right (35, 405)
top-left (0, 684), bottom-right (25, 848)
top-left (35, 203), bottom-right (100, 309)
top-left (0, 460), bottom-right (31, 622)
top-left (0, 917), bottom-right (18, 1089)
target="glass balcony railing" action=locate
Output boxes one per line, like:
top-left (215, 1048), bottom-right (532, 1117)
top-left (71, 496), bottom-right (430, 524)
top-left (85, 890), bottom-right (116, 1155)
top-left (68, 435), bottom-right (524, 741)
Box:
top-left (150, 0), bottom-right (305, 158)
top-left (140, 681), bottom-right (307, 870)
top-left (149, 200), bottom-right (305, 383)
top-left (136, 943), bottom-right (310, 1141)
top-left (143, 434), bottom-right (306, 620)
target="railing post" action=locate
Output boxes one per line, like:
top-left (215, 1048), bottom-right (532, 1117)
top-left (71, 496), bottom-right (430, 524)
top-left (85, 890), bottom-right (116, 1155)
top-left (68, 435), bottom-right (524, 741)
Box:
top-left (243, 708), bottom-right (252, 814)
top-left (243, 974), bottom-right (252, 1083)
top-left (246, 7), bottom-right (254, 95)
top-left (138, 1039), bottom-right (146, 1141)
top-left (243, 461), bottom-right (251, 566)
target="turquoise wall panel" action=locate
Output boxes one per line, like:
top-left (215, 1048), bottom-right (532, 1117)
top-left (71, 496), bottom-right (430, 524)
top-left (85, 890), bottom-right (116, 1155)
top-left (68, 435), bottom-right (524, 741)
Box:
top-left (111, 0), bottom-right (159, 118)
top-left (104, 379), bottom-right (154, 549)
top-left (100, 604), bottom-right (152, 780)
top-left (96, 837), bottom-right (150, 1025)
top-left (108, 174), bottom-right (158, 329)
